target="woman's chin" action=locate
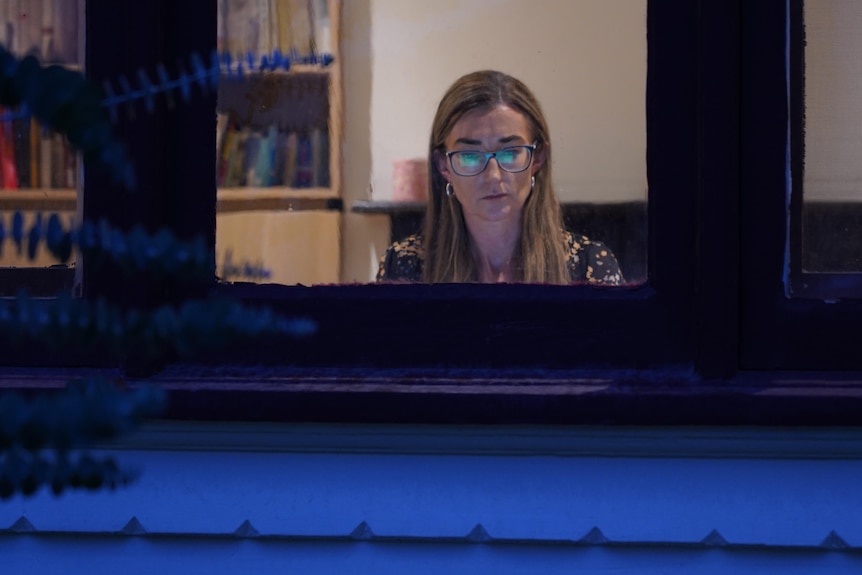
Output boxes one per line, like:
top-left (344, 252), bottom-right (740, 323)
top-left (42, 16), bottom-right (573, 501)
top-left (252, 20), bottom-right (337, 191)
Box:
top-left (474, 206), bottom-right (519, 223)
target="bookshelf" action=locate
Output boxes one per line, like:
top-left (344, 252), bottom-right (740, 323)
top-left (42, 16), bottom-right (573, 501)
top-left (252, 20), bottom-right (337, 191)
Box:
top-left (0, 0), bottom-right (84, 269)
top-left (216, 0), bottom-right (342, 285)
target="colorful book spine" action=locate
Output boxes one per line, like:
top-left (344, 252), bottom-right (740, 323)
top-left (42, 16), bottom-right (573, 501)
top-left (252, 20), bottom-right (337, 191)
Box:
top-left (292, 130), bottom-right (313, 188)
top-left (29, 116), bottom-right (39, 187)
top-left (12, 114), bottom-right (31, 188)
top-left (286, 0), bottom-right (313, 55)
top-left (0, 110), bottom-right (18, 189)
top-left (282, 130), bottom-right (298, 187)
top-left (51, 0), bottom-right (80, 63)
top-left (251, 125), bottom-right (277, 187)
top-left (223, 125), bottom-right (248, 187)
top-left (17, 0), bottom-right (44, 58)
top-left (310, 126), bottom-right (329, 187)
top-left (39, 125), bottom-right (52, 189)
top-left (310, 0), bottom-right (330, 55)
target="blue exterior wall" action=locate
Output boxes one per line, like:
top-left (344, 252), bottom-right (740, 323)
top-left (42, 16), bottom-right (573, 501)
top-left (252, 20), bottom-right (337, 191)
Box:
top-left (3, 424), bottom-right (862, 573)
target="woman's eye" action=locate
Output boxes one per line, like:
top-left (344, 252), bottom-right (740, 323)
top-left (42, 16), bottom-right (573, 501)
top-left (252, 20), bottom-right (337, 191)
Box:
top-left (497, 150), bottom-right (518, 163)
top-left (459, 153), bottom-right (483, 166)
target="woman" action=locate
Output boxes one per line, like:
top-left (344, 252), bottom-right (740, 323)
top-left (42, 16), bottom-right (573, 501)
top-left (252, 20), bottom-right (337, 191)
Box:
top-left (377, 70), bottom-right (623, 285)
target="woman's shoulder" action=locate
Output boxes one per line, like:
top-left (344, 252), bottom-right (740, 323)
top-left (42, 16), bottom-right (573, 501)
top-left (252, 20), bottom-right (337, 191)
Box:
top-left (561, 230), bottom-right (624, 285)
top-left (376, 234), bottom-right (425, 282)
top-left (387, 234), bottom-right (425, 256)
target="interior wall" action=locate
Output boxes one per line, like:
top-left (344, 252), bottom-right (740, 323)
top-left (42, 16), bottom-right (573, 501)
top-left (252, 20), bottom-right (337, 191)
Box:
top-left (803, 0), bottom-right (862, 201)
top-left (369, 0), bottom-right (647, 204)
top-left (340, 0), bottom-right (392, 283)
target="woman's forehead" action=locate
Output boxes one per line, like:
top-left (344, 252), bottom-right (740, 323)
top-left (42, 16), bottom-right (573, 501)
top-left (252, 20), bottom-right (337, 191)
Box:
top-left (447, 105), bottom-right (532, 143)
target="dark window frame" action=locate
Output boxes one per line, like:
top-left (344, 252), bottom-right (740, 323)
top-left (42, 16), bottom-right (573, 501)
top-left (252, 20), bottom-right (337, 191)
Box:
top-left (742, 0), bottom-right (862, 371)
top-left (204, 0), bottom-right (708, 373)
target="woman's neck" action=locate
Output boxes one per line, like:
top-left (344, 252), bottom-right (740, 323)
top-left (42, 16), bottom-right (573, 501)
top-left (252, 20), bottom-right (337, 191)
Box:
top-left (465, 218), bottom-right (521, 283)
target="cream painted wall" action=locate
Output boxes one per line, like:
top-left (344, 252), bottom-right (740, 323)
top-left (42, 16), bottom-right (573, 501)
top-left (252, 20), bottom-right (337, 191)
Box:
top-left (340, 0), bottom-right (393, 282)
top-left (803, 0), bottom-right (862, 202)
top-left (368, 0), bottom-right (647, 203)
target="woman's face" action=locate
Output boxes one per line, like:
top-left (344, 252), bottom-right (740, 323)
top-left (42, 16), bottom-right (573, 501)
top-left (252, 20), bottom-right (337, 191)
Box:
top-left (436, 105), bottom-right (544, 226)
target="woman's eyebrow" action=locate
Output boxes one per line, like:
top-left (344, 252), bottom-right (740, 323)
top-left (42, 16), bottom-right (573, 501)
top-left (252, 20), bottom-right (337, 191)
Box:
top-left (453, 137), bottom-right (483, 146)
top-left (498, 135), bottom-right (525, 144)
top-left (452, 135), bottom-right (525, 146)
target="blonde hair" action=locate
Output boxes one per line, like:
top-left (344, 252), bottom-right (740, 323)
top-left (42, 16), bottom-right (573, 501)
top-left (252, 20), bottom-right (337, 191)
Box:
top-left (423, 70), bottom-right (569, 283)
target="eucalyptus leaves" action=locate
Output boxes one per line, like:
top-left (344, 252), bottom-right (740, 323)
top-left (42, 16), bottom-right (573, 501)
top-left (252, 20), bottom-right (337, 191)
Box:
top-left (0, 44), bottom-right (135, 189)
top-left (0, 44), bottom-right (315, 499)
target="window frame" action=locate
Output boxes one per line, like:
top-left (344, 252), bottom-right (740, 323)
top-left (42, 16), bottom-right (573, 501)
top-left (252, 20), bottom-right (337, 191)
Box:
top-left (205, 0), bottom-right (709, 373)
top-left (741, 0), bottom-right (862, 371)
top-left (787, 0), bottom-right (862, 298)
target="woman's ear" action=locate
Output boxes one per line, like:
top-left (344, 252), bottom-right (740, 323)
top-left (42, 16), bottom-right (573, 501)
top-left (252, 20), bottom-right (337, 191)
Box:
top-left (531, 142), bottom-right (547, 174)
top-left (434, 149), bottom-right (451, 180)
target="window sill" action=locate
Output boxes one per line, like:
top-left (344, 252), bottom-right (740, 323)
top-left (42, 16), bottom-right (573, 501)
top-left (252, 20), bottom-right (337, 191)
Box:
top-left (4, 366), bottom-right (862, 426)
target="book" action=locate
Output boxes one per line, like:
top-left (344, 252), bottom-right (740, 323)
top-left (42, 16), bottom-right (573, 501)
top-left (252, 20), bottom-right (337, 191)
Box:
top-left (247, 0), bottom-right (273, 61)
top-left (216, 0), bottom-right (227, 54)
top-left (40, 0), bottom-right (54, 60)
top-left (1, 1), bottom-right (17, 54)
top-left (241, 129), bottom-right (261, 186)
top-left (29, 115), bottom-right (39, 187)
top-left (251, 125), bottom-right (277, 187)
top-left (272, 0), bottom-right (293, 53)
top-left (309, 0), bottom-right (330, 55)
top-left (50, 131), bottom-right (65, 188)
top-left (64, 136), bottom-right (76, 188)
top-left (271, 129), bottom-right (288, 186)
top-left (39, 124), bottom-right (51, 189)
top-left (17, 0), bottom-right (44, 58)
top-left (0, 110), bottom-right (18, 189)
top-left (224, 0), bottom-right (270, 59)
top-left (215, 112), bottom-right (231, 184)
top-left (52, 0), bottom-right (80, 64)
top-left (222, 125), bottom-right (248, 187)
top-left (11, 113), bottom-right (30, 188)
top-left (223, 0), bottom-right (250, 57)
top-left (215, 112), bottom-right (229, 156)
top-left (286, 0), bottom-right (313, 55)
top-left (310, 126), bottom-right (329, 187)
top-left (281, 130), bottom-right (298, 187)
top-left (293, 130), bottom-right (313, 188)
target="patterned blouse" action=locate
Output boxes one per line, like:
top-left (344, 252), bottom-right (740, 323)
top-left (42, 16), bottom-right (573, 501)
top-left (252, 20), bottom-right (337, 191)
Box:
top-left (376, 231), bottom-right (624, 285)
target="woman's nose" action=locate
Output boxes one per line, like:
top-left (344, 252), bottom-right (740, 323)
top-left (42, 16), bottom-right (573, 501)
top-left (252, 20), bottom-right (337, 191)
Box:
top-left (485, 156), bottom-right (503, 179)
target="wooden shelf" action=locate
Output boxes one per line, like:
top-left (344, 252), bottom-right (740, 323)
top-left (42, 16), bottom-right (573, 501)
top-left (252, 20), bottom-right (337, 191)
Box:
top-left (217, 187), bottom-right (342, 213)
top-left (219, 64), bottom-right (330, 77)
top-left (0, 189), bottom-right (343, 214)
top-left (351, 199), bottom-right (425, 214)
top-left (0, 189), bottom-right (77, 211)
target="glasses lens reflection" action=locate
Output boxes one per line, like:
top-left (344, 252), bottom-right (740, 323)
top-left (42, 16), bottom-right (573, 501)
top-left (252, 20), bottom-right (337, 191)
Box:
top-left (449, 145), bottom-right (534, 176)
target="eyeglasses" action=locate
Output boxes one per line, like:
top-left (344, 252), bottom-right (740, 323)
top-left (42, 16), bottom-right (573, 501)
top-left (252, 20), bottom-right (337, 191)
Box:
top-left (445, 142), bottom-right (537, 177)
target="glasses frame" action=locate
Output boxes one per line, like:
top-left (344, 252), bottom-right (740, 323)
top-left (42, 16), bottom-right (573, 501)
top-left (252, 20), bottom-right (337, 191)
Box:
top-left (445, 142), bottom-right (538, 177)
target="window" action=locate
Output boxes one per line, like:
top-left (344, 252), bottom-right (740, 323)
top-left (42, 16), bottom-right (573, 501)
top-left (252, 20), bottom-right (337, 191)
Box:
top-left (6, 0), bottom-right (860, 425)
top-left (208, 0), bottom-right (699, 372)
top-left (0, 0), bottom-right (84, 297)
top-left (789, 0), bottom-right (862, 297)
top-left (742, 0), bottom-right (862, 371)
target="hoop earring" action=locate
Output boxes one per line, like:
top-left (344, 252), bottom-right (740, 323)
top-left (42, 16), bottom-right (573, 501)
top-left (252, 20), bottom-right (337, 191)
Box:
top-left (445, 182), bottom-right (454, 197)
top-left (531, 176), bottom-right (535, 190)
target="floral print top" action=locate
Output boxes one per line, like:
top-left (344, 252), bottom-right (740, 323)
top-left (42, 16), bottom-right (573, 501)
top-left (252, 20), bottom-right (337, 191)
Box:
top-left (376, 230), bottom-right (624, 285)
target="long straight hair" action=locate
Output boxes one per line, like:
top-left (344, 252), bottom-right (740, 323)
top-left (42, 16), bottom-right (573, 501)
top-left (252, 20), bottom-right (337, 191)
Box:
top-left (423, 70), bottom-right (569, 283)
